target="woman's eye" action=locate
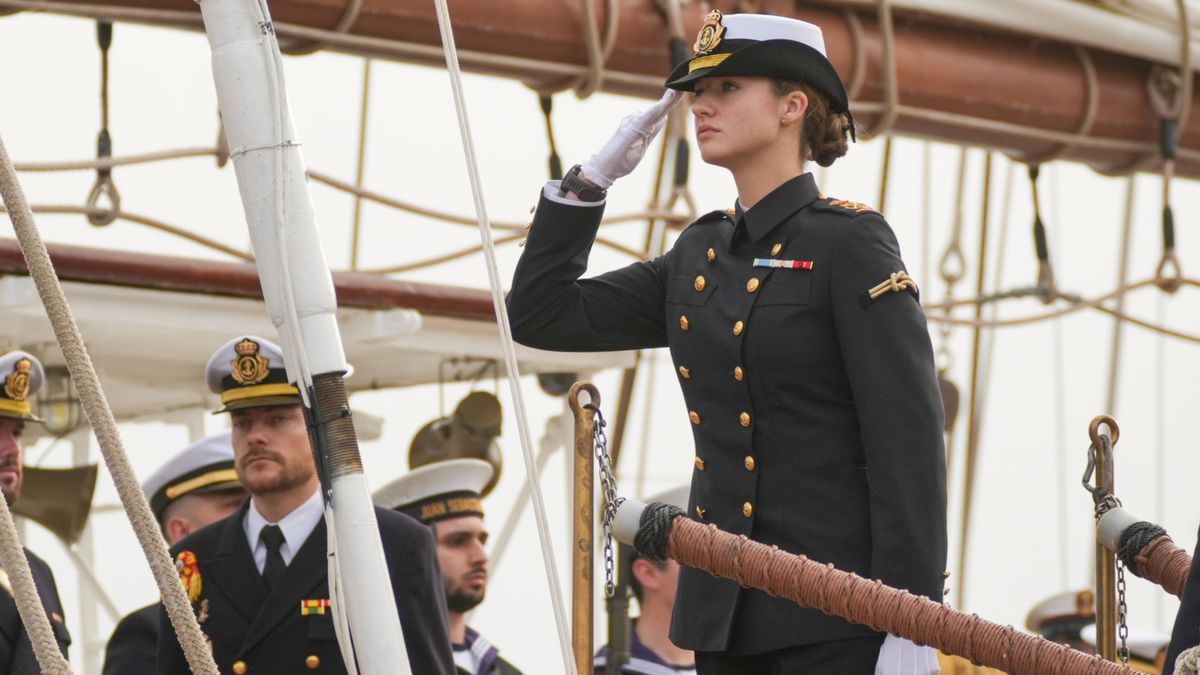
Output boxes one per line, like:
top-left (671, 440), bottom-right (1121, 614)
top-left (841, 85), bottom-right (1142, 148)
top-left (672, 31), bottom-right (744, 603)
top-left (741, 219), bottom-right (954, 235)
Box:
top-left (722, 81), bottom-right (738, 92)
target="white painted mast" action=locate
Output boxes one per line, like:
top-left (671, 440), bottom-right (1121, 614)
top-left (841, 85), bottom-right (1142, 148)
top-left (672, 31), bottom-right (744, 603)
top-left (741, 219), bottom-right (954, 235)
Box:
top-left (194, 0), bottom-right (411, 672)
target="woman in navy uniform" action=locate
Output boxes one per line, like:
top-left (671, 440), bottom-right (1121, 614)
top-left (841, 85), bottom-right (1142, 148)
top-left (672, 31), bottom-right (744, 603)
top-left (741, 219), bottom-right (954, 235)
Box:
top-left (508, 12), bottom-right (946, 674)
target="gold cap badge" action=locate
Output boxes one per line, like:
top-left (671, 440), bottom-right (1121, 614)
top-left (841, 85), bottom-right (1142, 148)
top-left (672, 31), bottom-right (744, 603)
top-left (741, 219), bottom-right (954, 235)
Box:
top-left (694, 10), bottom-right (725, 56)
top-left (3, 359), bottom-right (32, 401)
top-left (231, 338), bottom-right (270, 386)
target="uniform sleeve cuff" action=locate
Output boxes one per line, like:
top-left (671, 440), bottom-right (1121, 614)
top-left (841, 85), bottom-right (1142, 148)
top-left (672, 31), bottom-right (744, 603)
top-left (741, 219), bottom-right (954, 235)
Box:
top-left (542, 181), bottom-right (607, 207)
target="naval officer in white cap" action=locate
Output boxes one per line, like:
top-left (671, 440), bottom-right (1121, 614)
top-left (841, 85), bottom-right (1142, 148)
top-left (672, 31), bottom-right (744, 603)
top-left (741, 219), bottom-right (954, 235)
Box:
top-left (155, 335), bottom-right (454, 674)
top-left (0, 351), bottom-right (71, 673)
top-left (375, 459), bottom-right (522, 675)
top-left (103, 431), bottom-right (247, 675)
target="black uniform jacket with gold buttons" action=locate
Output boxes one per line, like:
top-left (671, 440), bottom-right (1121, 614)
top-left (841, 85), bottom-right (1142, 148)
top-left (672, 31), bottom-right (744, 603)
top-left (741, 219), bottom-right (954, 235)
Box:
top-left (0, 549), bottom-right (70, 674)
top-left (508, 173), bottom-right (947, 655)
top-left (155, 501), bottom-right (455, 674)
top-left (1164, 525), bottom-right (1200, 673)
top-left (103, 603), bottom-right (156, 675)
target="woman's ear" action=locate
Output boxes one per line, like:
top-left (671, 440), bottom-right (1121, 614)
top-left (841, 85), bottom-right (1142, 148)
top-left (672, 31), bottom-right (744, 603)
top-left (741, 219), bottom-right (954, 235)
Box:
top-left (781, 89), bottom-right (809, 126)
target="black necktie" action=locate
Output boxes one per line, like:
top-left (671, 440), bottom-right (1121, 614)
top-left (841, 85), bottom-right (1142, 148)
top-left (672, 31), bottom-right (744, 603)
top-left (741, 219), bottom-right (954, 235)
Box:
top-left (260, 524), bottom-right (286, 592)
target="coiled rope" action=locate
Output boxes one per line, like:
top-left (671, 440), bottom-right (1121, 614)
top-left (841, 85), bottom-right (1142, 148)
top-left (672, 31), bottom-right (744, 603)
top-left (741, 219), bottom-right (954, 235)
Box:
top-left (0, 133), bottom-right (219, 673)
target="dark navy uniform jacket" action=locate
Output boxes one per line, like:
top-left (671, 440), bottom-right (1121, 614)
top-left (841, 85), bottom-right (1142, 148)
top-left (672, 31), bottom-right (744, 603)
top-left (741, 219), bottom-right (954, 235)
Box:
top-left (508, 173), bottom-right (947, 655)
top-left (1165, 526), bottom-right (1200, 672)
top-left (0, 549), bottom-right (70, 674)
top-left (155, 501), bottom-right (455, 674)
top-left (103, 603), bottom-right (156, 675)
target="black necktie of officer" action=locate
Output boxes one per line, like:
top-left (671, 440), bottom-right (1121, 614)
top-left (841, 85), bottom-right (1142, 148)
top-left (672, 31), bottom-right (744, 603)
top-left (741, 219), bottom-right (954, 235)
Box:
top-left (260, 524), bottom-right (286, 592)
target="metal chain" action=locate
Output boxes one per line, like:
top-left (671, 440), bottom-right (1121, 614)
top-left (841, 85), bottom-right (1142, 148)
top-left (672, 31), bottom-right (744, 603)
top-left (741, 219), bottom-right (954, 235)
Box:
top-left (588, 404), bottom-right (624, 597)
top-left (1116, 559), bottom-right (1130, 664)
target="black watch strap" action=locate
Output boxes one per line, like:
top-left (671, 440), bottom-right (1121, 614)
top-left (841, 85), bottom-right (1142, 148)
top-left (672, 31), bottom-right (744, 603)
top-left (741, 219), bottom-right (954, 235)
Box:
top-left (559, 164), bottom-right (607, 202)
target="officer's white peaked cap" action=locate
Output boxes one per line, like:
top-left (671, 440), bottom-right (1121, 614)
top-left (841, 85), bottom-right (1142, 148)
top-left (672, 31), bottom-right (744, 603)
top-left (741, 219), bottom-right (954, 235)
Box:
top-left (374, 458), bottom-right (493, 524)
top-left (143, 431), bottom-right (242, 521)
top-left (204, 336), bottom-right (300, 413)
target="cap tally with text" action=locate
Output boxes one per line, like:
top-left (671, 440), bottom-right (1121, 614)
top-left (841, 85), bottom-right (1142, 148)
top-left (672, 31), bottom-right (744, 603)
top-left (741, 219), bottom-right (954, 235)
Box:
top-left (373, 458), bottom-right (493, 525)
top-left (665, 11), bottom-right (854, 139)
top-left (143, 431), bottom-right (243, 522)
top-left (205, 336), bottom-right (300, 413)
top-left (0, 351), bottom-right (44, 423)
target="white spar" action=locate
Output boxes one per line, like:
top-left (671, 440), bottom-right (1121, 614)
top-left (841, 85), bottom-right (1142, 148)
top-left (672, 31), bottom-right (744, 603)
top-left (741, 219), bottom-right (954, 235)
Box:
top-left (195, 0), bottom-right (412, 672)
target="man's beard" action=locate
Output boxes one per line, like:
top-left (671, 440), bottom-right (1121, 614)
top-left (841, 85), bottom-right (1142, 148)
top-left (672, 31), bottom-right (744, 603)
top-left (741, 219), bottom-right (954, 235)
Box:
top-left (445, 584), bottom-right (485, 614)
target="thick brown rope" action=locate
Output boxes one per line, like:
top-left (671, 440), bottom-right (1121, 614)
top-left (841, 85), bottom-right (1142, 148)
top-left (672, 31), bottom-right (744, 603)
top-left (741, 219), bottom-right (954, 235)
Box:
top-left (0, 487), bottom-right (70, 673)
top-left (0, 132), bottom-right (221, 675)
top-left (666, 517), bottom-right (1137, 675)
top-left (1135, 535), bottom-right (1192, 598)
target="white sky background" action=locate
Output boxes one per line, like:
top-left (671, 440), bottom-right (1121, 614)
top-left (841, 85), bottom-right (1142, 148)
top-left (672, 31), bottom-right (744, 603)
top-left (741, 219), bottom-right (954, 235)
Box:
top-left (3, 9), bottom-right (1200, 673)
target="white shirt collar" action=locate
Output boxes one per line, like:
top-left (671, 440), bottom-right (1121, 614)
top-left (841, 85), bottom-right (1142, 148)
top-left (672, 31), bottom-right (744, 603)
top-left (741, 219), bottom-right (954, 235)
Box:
top-left (243, 488), bottom-right (324, 572)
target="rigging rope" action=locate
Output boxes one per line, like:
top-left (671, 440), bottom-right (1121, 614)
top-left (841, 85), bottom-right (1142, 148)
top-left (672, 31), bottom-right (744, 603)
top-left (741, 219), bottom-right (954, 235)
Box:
top-left (1028, 164), bottom-right (1058, 303)
top-left (86, 20), bottom-right (120, 227)
top-left (430, 0), bottom-right (576, 671)
top-left (0, 132), bottom-right (220, 675)
top-left (349, 58), bottom-right (372, 270)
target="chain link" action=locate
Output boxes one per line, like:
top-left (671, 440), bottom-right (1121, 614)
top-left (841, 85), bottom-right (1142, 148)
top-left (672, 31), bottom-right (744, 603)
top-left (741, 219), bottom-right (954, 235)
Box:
top-left (1116, 558), bottom-right (1130, 664)
top-left (588, 404), bottom-right (624, 598)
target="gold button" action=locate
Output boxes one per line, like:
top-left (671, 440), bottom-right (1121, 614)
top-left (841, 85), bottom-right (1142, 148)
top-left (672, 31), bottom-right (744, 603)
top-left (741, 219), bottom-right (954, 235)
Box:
top-left (680, 315), bottom-right (689, 331)
top-left (744, 456), bottom-right (756, 471)
top-left (695, 457), bottom-right (705, 471)
top-left (734, 366), bottom-right (744, 382)
top-left (694, 275), bottom-right (706, 291)
top-left (306, 655), bottom-right (320, 670)
top-left (707, 247), bottom-right (717, 262)
top-left (746, 277), bottom-right (760, 293)
top-left (733, 320), bottom-right (744, 336)
top-left (232, 662), bottom-right (248, 675)
top-left (689, 411), bottom-right (701, 425)
top-left (742, 502), bottom-right (753, 518)
top-left (695, 505), bottom-right (707, 519)
top-left (679, 366), bottom-right (691, 379)
top-left (739, 412), bottom-right (751, 427)
top-left (771, 242), bottom-right (783, 256)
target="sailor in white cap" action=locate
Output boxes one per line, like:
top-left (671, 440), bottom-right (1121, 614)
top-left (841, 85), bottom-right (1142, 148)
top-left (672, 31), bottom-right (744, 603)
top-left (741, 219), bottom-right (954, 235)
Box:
top-left (0, 350), bottom-right (71, 672)
top-left (375, 459), bottom-right (522, 675)
top-left (155, 336), bottom-right (455, 674)
top-left (103, 431), bottom-right (247, 675)
top-left (595, 486), bottom-right (695, 675)
top-left (508, 10), bottom-right (945, 674)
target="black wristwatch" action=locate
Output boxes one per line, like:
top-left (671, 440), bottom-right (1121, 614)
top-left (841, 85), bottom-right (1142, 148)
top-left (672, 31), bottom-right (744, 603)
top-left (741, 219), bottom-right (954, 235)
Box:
top-left (559, 164), bottom-right (608, 202)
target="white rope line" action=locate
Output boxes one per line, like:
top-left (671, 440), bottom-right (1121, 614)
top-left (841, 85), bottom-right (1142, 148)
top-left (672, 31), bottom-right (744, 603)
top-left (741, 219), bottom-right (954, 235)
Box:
top-left (0, 131), bottom-right (221, 675)
top-left (0, 485), bottom-right (70, 674)
top-left (430, 0), bottom-right (576, 671)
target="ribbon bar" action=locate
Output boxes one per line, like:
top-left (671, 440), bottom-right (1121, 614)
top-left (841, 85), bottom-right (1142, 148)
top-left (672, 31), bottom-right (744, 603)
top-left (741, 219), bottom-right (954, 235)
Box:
top-left (753, 258), bottom-right (813, 270)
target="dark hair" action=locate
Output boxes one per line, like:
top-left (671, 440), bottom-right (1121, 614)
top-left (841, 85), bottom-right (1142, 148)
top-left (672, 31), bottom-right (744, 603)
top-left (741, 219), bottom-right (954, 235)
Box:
top-left (772, 80), bottom-right (850, 167)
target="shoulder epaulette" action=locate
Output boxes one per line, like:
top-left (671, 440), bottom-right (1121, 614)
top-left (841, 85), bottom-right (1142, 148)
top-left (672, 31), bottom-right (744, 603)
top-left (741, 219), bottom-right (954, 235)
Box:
top-left (812, 195), bottom-right (878, 218)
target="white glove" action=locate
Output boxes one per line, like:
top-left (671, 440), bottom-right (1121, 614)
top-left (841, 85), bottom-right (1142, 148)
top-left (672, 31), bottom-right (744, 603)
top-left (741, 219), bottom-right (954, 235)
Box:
top-left (580, 89), bottom-right (684, 189)
top-left (874, 635), bottom-right (940, 675)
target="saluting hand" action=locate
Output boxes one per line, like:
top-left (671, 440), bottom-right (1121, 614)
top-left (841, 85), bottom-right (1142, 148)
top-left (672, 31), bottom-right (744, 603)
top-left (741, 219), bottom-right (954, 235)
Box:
top-left (580, 89), bottom-right (684, 189)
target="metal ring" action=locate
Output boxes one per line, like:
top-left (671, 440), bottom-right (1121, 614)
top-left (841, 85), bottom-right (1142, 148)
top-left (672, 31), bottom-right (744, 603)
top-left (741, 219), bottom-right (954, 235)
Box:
top-left (1088, 414), bottom-right (1120, 449)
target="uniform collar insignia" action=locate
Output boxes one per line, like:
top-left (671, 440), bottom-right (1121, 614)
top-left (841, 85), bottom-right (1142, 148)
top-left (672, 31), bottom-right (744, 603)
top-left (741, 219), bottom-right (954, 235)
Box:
top-left (176, 550), bottom-right (203, 603)
top-left (739, 173), bottom-right (822, 242)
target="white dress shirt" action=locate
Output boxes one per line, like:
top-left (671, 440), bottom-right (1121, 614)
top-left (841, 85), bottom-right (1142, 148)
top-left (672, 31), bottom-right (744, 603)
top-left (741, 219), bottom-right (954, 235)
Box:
top-left (243, 488), bottom-right (323, 573)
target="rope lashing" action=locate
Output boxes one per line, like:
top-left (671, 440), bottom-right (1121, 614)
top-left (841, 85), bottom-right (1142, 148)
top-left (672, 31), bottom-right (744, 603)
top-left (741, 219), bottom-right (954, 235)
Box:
top-left (1178, 647), bottom-right (1200, 675)
top-left (538, 94), bottom-right (563, 180)
top-left (1028, 164), bottom-right (1058, 304)
top-left (1117, 521), bottom-right (1168, 577)
top-left (1120, 526), bottom-right (1191, 598)
top-left (86, 20), bottom-right (120, 226)
top-left (626, 506), bottom-right (1138, 675)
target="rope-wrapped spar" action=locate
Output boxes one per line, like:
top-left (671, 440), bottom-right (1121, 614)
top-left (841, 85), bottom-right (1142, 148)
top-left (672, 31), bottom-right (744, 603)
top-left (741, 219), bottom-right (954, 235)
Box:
top-left (614, 500), bottom-right (1138, 675)
top-left (1098, 507), bottom-right (1192, 598)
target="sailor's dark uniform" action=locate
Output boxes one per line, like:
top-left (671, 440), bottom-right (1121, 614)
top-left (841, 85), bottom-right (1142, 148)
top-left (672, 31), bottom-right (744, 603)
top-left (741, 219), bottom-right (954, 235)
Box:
top-left (594, 619), bottom-right (696, 674)
top-left (453, 627), bottom-right (522, 675)
top-left (103, 603), bottom-right (156, 675)
top-left (1165, 526), bottom-right (1200, 672)
top-left (154, 501), bottom-right (455, 675)
top-left (0, 550), bottom-right (70, 674)
top-left (508, 173), bottom-right (946, 657)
